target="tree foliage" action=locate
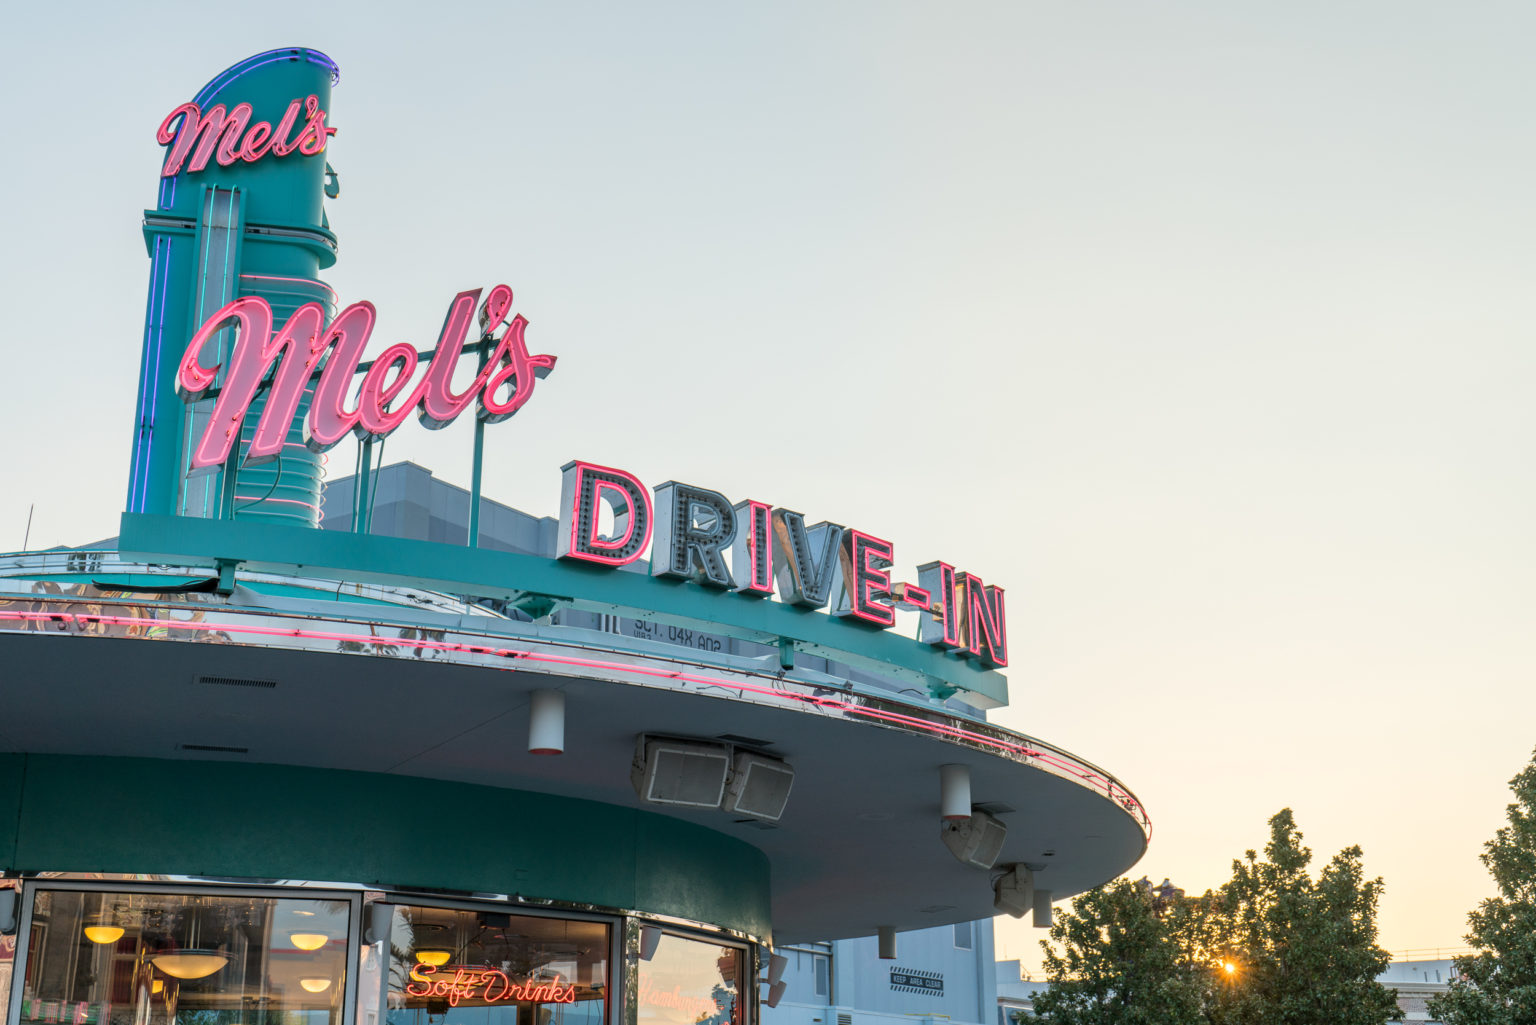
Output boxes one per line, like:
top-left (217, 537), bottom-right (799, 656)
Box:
top-left (1215, 809), bottom-right (1395, 1025)
top-left (1028, 878), bottom-right (1204, 1025)
top-left (1429, 748), bottom-right (1536, 1025)
top-left (1028, 809), bottom-right (1395, 1025)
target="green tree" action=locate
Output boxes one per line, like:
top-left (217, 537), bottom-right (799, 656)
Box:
top-left (1429, 748), bottom-right (1536, 1024)
top-left (1028, 878), bottom-right (1203, 1024)
top-left (1216, 809), bottom-right (1396, 1025)
top-left (1029, 810), bottom-right (1395, 1025)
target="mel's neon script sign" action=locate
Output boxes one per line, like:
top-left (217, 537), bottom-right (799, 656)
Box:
top-left (175, 286), bottom-right (556, 468)
top-left (157, 95), bottom-right (335, 177)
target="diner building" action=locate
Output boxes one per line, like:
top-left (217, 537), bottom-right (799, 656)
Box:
top-left (0, 46), bottom-right (1149, 1025)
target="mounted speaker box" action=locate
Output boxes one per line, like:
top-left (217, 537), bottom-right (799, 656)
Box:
top-left (940, 809), bottom-right (1007, 868)
top-left (631, 736), bottom-right (731, 808)
top-left (723, 750), bottom-right (795, 822)
top-left (992, 864), bottom-right (1034, 917)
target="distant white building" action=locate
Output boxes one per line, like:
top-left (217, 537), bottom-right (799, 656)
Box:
top-left (987, 955), bottom-right (1459, 1024)
top-left (993, 959), bottom-right (1048, 1024)
top-left (764, 922), bottom-right (1000, 1025)
top-left (1380, 958), bottom-right (1455, 1024)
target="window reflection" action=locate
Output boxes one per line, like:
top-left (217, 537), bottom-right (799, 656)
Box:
top-left (635, 932), bottom-right (742, 1025)
top-left (378, 906), bottom-right (607, 1025)
top-left (17, 890), bottom-right (350, 1025)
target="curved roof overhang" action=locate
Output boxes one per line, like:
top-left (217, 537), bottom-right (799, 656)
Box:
top-left (0, 533), bottom-right (1149, 943)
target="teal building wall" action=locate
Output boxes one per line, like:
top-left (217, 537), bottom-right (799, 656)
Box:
top-left (0, 754), bottom-right (771, 939)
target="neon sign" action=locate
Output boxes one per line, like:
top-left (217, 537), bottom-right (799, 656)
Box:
top-left (635, 979), bottom-right (721, 1018)
top-left (557, 460), bottom-right (1008, 668)
top-left (405, 964), bottom-right (578, 1006)
top-left (157, 95), bottom-right (335, 177)
top-left (174, 286), bottom-right (556, 469)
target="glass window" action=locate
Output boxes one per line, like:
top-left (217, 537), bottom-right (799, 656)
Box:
top-left (377, 906), bottom-right (607, 1025)
top-left (16, 889), bottom-right (351, 1025)
top-left (635, 931), bottom-right (742, 1025)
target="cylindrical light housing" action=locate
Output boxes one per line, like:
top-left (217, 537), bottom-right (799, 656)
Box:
top-left (529, 689), bottom-right (565, 755)
top-left (940, 764), bottom-right (971, 821)
top-left (1033, 890), bottom-right (1054, 929)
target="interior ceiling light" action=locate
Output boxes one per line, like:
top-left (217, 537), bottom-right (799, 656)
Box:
top-left (299, 978), bottom-right (333, 993)
top-left (151, 952), bottom-right (230, 980)
top-left (415, 948), bottom-right (453, 967)
top-left (83, 925), bottom-right (125, 944)
top-left (290, 932), bottom-right (329, 951)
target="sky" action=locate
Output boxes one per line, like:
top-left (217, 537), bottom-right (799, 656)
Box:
top-left (4, 0), bottom-right (1534, 974)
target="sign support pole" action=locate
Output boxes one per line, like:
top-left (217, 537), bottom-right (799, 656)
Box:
top-left (467, 337), bottom-right (490, 548)
top-left (354, 437), bottom-right (373, 534)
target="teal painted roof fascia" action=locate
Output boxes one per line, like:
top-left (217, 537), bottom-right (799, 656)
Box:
top-left (118, 512), bottom-right (1008, 708)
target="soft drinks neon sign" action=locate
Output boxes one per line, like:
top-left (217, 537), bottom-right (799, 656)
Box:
top-left (157, 95), bottom-right (336, 177)
top-left (405, 964), bottom-right (578, 1006)
top-left (174, 286), bottom-right (555, 469)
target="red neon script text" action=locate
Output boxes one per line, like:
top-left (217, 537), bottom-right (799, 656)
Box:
top-left (157, 95), bottom-right (335, 177)
top-left (175, 286), bottom-right (556, 469)
top-left (405, 964), bottom-right (578, 1006)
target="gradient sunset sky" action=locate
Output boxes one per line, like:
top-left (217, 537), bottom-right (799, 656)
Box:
top-left (4, 1), bottom-right (1532, 971)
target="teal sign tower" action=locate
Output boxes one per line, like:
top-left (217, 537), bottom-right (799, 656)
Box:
top-left (127, 47), bottom-right (340, 528)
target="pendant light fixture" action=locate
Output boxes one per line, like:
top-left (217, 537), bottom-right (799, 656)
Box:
top-left (84, 903), bottom-right (125, 944)
top-left (299, 978), bottom-right (333, 993)
top-left (414, 948), bottom-right (452, 967)
top-left (290, 932), bottom-right (329, 951)
top-left (151, 952), bottom-right (230, 980)
top-left (83, 925), bottom-right (125, 944)
top-left (150, 900), bottom-right (229, 980)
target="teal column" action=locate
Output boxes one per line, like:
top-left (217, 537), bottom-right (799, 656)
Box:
top-left (127, 48), bottom-right (341, 529)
